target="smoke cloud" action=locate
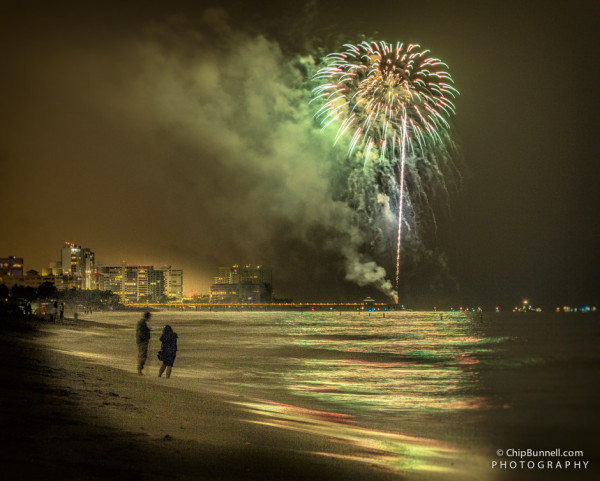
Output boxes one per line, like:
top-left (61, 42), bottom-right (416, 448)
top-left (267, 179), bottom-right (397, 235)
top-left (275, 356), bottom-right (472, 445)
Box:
top-left (0, 7), bottom-right (458, 302)
top-left (107, 12), bottom-right (399, 299)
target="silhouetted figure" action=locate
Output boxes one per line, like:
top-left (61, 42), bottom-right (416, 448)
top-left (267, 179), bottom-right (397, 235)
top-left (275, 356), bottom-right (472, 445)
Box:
top-left (59, 303), bottom-right (64, 321)
top-left (136, 312), bottom-right (151, 375)
top-left (158, 325), bottom-right (178, 379)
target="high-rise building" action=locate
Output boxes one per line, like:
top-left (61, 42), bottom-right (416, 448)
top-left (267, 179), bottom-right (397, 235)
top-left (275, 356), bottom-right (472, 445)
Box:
top-left (97, 264), bottom-right (183, 303)
top-left (141, 266), bottom-right (165, 303)
top-left (96, 265), bottom-right (123, 296)
top-left (121, 265), bottom-right (166, 303)
top-left (121, 265), bottom-right (138, 302)
top-left (157, 265), bottom-right (184, 300)
top-left (214, 267), bottom-right (232, 284)
top-left (210, 264), bottom-right (272, 303)
top-left (60, 242), bottom-right (96, 289)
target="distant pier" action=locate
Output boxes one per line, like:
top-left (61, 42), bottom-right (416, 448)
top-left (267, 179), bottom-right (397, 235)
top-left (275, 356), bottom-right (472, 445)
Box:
top-left (124, 302), bottom-right (401, 312)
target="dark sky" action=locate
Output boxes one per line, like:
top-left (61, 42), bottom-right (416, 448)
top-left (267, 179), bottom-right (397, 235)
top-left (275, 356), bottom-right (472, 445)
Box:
top-left (1, 1), bottom-right (598, 309)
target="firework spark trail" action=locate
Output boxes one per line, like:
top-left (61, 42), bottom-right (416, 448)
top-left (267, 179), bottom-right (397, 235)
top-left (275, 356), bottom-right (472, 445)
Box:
top-left (312, 41), bottom-right (458, 293)
top-left (396, 113), bottom-right (407, 290)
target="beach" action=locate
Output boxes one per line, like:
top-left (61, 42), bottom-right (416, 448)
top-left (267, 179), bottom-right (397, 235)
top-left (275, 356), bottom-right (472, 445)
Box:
top-left (1, 311), bottom-right (598, 481)
top-left (0, 317), bottom-right (412, 481)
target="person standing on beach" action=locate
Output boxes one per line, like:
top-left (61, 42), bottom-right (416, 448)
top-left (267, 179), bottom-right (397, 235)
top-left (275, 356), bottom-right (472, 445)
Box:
top-left (136, 312), bottom-right (151, 375)
top-left (158, 325), bottom-right (178, 379)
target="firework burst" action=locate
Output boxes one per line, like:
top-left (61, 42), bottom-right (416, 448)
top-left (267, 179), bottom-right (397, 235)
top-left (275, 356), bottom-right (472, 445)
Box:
top-left (312, 41), bottom-right (458, 293)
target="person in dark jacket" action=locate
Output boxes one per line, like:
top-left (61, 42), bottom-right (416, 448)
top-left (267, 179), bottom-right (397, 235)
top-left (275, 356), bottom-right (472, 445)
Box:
top-left (158, 325), bottom-right (178, 378)
top-left (136, 312), bottom-right (151, 375)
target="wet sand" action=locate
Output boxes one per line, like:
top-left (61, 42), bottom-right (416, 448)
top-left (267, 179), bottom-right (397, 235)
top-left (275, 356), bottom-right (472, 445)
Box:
top-left (0, 316), bottom-right (403, 481)
top-left (2, 313), bottom-right (598, 481)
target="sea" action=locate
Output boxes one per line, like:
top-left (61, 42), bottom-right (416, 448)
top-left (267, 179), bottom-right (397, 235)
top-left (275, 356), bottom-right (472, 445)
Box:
top-left (40, 310), bottom-right (600, 480)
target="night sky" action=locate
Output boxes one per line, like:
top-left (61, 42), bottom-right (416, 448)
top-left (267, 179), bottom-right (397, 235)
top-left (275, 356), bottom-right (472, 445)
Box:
top-left (1, 1), bottom-right (598, 308)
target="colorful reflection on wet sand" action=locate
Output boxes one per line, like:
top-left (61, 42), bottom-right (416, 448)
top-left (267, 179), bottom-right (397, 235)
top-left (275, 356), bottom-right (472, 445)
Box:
top-left (38, 310), bottom-right (599, 480)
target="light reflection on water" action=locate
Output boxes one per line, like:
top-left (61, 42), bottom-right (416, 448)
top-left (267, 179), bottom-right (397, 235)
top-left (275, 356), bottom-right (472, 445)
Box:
top-left (38, 310), bottom-right (523, 480)
top-left (277, 312), bottom-right (502, 416)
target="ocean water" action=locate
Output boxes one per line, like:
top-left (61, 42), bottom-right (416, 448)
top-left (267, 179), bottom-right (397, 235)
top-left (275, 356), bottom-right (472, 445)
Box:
top-left (40, 310), bottom-right (600, 480)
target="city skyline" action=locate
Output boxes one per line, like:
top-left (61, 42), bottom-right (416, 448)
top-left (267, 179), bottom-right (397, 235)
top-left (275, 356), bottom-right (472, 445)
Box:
top-left (1, 240), bottom-right (184, 302)
top-left (3, 243), bottom-right (595, 311)
top-left (1, 1), bottom-right (598, 309)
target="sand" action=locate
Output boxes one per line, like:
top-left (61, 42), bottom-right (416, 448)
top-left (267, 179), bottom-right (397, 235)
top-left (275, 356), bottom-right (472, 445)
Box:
top-left (0, 316), bottom-right (403, 481)
top-left (3, 313), bottom-right (597, 481)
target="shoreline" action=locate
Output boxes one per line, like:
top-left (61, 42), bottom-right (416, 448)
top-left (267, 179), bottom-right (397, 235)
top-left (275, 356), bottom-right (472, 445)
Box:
top-left (0, 316), bottom-right (408, 481)
top-left (3, 313), bottom-right (597, 480)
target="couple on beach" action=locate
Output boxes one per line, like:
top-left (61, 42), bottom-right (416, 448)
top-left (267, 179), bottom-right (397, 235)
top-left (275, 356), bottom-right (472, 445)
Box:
top-left (136, 312), bottom-right (178, 378)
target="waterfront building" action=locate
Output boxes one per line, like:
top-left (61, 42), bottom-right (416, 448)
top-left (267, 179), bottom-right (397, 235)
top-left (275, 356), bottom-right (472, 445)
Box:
top-left (96, 265), bottom-right (123, 296)
top-left (121, 265), bottom-right (166, 303)
top-left (1, 247), bottom-right (183, 302)
top-left (157, 265), bottom-right (184, 300)
top-left (210, 264), bottom-right (272, 303)
top-left (97, 264), bottom-right (183, 303)
top-left (60, 242), bottom-right (96, 289)
top-left (141, 266), bottom-right (165, 303)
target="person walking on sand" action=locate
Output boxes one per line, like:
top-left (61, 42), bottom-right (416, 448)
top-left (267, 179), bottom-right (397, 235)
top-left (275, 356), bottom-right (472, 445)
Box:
top-left (136, 312), bottom-right (151, 375)
top-left (158, 325), bottom-right (178, 379)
